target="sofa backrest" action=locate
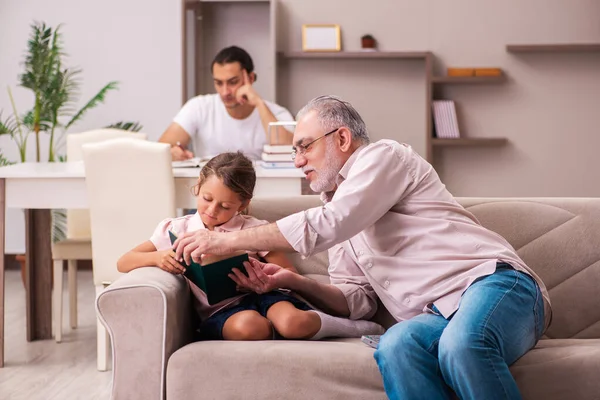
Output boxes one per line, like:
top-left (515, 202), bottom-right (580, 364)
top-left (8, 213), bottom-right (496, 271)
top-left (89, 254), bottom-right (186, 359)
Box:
top-left (249, 196), bottom-right (600, 339)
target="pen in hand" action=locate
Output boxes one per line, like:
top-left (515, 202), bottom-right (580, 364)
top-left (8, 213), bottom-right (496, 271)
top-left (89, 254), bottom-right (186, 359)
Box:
top-left (173, 141), bottom-right (193, 160)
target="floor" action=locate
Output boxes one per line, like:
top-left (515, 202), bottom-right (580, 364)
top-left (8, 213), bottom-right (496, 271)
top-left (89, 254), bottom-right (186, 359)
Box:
top-left (0, 270), bottom-right (112, 400)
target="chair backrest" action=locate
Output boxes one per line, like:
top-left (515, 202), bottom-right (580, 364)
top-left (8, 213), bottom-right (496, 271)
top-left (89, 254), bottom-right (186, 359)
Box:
top-left (82, 138), bottom-right (176, 285)
top-left (66, 129), bottom-right (147, 239)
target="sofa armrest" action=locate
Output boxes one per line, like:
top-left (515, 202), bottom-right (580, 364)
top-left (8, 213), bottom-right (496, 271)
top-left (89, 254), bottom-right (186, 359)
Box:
top-left (96, 267), bottom-right (195, 400)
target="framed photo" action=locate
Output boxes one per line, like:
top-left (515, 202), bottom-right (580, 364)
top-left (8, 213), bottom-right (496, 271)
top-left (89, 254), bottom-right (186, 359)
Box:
top-left (302, 24), bottom-right (341, 52)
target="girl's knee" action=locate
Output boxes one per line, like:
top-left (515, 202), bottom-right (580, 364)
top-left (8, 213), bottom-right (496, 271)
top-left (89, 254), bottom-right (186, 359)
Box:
top-left (270, 310), bottom-right (320, 339)
top-left (223, 312), bottom-right (272, 341)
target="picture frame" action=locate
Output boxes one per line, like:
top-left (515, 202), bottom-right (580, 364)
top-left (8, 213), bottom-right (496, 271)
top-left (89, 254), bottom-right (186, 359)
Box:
top-left (302, 24), bottom-right (341, 52)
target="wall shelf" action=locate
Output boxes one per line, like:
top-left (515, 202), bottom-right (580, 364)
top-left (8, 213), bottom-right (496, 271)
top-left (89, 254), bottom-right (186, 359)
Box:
top-left (506, 43), bottom-right (600, 53)
top-left (278, 51), bottom-right (431, 60)
top-left (432, 75), bottom-right (506, 84)
top-left (432, 138), bottom-right (508, 147)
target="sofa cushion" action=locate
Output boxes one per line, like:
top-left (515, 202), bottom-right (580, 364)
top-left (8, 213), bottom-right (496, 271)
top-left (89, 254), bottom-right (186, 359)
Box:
top-left (166, 338), bottom-right (386, 400)
top-left (167, 337), bottom-right (600, 400)
top-left (459, 198), bottom-right (600, 339)
top-left (511, 338), bottom-right (600, 400)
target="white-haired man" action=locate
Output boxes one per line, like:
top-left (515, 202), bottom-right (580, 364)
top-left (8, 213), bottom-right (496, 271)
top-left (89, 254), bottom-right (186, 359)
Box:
top-left (174, 95), bottom-right (551, 400)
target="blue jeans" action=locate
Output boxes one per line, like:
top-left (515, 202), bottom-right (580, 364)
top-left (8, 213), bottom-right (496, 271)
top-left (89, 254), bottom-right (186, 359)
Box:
top-left (374, 263), bottom-right (545, 400)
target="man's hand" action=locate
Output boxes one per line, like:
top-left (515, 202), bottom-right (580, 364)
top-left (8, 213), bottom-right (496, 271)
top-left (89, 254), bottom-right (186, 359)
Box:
top-left (173, 230), bottom-right (235, 265)
top-left (235, 69), bottom-right (262, 107)
top-left (155, 250), bottom-right (186, 274)
top-left (170, 144), bottom-right (194, 161)
top-left (229, 258), bottom-right (296, 294)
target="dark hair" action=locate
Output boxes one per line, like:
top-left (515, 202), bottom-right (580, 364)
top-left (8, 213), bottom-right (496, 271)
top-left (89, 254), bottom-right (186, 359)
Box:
top-left (211, 46), bottom-right (256, 81)
top-left (193, 152), bottom-right (256, 202)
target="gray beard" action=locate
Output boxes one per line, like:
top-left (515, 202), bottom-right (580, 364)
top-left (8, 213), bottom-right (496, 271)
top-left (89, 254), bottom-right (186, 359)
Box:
top-left (310, 140), bottom-right (343, 193)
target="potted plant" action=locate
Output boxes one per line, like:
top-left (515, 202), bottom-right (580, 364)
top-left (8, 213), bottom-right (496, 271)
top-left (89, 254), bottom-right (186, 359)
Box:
top-left (361, 34), bottom-right (377, 50)
top-left (0, 22), bottom-right (142, 285)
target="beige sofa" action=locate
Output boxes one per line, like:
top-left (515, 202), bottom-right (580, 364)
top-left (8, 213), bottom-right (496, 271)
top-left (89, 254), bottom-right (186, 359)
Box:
top-left (97, 196), bottom-right (600, 400)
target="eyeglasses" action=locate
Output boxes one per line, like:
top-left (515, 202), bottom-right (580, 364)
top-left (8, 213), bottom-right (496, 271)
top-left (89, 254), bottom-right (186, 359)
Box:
top-left (291, 128), bottom-right (339, 160)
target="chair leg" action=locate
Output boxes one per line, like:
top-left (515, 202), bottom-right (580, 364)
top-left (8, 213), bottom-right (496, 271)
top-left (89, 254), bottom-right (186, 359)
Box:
top-left (53, 259), bottom-right (64, 343)
top-left (68, 260), bottom-right (78, 329)
top-left (96, 285), bottom-right (110, 371)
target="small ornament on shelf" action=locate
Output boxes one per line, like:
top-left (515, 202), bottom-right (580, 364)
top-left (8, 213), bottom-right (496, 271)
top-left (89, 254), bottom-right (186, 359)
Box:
top-left (361, 34), bottom-right (377, 51)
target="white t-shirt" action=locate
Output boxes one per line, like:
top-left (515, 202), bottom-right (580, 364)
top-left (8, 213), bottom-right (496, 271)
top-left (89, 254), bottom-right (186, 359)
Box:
top-left (173, 94), bottom-right (294, 160)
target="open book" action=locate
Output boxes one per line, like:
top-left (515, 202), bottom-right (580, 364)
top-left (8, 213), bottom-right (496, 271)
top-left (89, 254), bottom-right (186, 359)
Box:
top-left (171, 157), bottom-right (208, 168)
top-left (168, 231), bottom-right (249, 304)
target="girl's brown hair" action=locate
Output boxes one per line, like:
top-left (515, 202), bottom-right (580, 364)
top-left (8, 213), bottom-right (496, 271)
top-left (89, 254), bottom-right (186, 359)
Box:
top-left (193, 152), bottom-right (256, 202)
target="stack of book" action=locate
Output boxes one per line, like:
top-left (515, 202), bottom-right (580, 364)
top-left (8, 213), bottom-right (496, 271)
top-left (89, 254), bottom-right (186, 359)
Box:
top-left (259, 144), bottom-right (295, 168)
top-left (432, 100), bottom-right (460, 139)
top-left (258, 121), bottom-right (297, 169)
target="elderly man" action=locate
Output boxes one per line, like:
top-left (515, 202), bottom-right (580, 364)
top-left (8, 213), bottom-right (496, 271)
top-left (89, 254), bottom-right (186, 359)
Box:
top-left (174, 95), bottom-right (551, 400)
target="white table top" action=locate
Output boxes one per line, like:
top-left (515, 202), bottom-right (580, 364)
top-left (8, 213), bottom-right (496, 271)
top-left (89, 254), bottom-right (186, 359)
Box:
top-left (0, 161), bottom-right (305, 179)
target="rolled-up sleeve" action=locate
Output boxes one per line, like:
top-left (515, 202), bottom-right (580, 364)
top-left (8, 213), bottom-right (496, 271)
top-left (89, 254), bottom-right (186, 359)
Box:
top-left (328, 245), bottom-right (378, 320)
top-left (276, 211), bottom-right (319, 255)
top-left (276, 142), bottom-right (417, 257)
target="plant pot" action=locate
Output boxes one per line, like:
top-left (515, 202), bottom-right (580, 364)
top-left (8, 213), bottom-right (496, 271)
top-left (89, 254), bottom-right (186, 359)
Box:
top-left (361, 38), bottom-right (376, 49)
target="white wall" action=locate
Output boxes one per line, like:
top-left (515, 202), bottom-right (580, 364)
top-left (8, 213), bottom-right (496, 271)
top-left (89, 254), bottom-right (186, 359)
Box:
top-left (0, 0), bottom-right (182, 252)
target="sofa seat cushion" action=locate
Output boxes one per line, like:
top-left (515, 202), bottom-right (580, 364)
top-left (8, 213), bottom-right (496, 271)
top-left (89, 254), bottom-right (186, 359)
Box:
top-left (511, 338), bottom-right (600, 400)
top-left (166, 338), bottom-right (386, 400)
top-left (167, 337), bottom-right (600, 400)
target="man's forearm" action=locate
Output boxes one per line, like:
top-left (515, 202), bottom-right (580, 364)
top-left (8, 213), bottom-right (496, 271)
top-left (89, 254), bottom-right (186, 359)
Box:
top-left (231, 222), bottom-right (295, 253)
top-left (286, 273), bottom-right (350, 317)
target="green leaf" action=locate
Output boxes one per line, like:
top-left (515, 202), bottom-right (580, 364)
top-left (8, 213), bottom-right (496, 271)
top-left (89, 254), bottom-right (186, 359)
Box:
top-left (105, 121), bottom-right (143, 132)
top-left (0, 111), bottom-right (17, 136)
top-left (0, 151), bottom-right (14, 167)
top-left (65, 81), bottom-right (119, 130)
top-left (51, 208), bottom-right (67, 243)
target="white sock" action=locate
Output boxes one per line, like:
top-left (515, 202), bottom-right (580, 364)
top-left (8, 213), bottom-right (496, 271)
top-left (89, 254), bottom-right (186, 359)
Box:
top-left (309, 310), bottom-right (385, 340)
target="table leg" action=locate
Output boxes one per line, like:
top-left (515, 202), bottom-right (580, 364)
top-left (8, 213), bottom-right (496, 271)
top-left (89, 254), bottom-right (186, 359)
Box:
top-left (0, 178), bottom-right (5, 367)
top-left (25, 209), bottom-right (53, 341)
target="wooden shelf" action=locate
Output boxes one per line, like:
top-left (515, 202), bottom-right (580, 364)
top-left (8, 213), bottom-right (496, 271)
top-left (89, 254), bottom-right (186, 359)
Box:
top-left (188, 0), bottom-right (270, 3)
top-left (278, 51), bottom-right (431, 60)
top-left (431, 75), bottom-right (506, 84)
top-left (506, 43), bottom-right (600, 53)
top-left (432, 138), bottom-right (508, 147)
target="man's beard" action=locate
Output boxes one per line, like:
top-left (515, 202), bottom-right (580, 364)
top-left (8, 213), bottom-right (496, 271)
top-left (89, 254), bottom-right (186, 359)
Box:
top-left (309, 139), bottom-right (344, 193)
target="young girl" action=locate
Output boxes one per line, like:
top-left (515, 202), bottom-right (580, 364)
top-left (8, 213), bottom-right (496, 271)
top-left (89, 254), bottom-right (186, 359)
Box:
top-left (117, 152), bottom-right (383, 341)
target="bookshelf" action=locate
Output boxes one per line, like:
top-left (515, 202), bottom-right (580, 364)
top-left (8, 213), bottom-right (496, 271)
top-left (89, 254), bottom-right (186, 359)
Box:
top-left (427, 68), bottom-right (508, 160)
top-left (432, 138), bottom-right (508, 147)
top-left (278, 51), bottom-right (432, 60)
top-left (506, 43), bottom-right (600, 53)
top-left (431, 75), bottom-right (506, 84)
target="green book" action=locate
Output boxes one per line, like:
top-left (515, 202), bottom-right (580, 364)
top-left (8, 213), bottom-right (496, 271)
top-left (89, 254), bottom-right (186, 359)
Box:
top-left (169, 231), bottom-right (249, 305)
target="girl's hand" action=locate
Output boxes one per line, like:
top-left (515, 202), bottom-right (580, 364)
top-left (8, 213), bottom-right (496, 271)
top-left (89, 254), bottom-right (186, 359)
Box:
top-left (155, 250), bottom-right (186, 275)
top-left (229, 258), bottom-right (295, 294)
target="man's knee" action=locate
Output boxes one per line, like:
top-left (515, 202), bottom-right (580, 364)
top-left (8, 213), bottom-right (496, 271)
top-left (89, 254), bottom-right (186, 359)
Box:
top-left (438, 326), bottom-right (489, 369)
top-left (375, 321), bottom-right (430, 363)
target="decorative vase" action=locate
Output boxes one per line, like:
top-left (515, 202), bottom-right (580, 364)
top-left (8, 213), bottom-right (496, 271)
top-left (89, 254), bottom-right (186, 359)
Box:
top-left (361, 38), bottom-right (376, 49)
